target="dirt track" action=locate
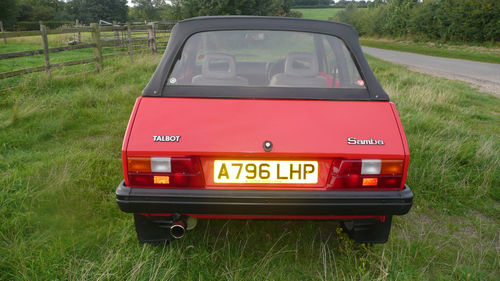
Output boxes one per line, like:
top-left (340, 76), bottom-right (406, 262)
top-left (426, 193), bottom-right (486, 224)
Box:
top-left (362, 47), bottom-right (500, 97)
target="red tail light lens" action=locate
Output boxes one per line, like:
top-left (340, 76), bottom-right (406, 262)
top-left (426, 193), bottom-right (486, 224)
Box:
top-left (327, 159), bottom-right (403, 189)
top-left (128, 157), bottom-right (204, 188)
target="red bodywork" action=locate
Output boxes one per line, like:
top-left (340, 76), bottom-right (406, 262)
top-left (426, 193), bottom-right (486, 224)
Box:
top-left (121, 97), bottom-right (409, 220)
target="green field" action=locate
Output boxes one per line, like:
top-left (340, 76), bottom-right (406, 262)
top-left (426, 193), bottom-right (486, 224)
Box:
top-left (292, 8), bottom-right (343, 20)
top-left (0, 47), bottom-right (499, 279)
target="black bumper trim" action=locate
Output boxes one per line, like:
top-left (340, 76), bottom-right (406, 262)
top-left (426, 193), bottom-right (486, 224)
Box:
top-left (116, 181), bottom-right (413, 216)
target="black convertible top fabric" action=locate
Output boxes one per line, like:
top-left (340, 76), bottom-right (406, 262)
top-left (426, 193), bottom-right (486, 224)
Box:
top-left (142, 16), bottom-right (389, 101)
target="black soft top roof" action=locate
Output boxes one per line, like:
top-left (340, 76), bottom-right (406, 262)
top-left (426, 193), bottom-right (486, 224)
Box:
top-left (142, 16), bottom-right (389, 101)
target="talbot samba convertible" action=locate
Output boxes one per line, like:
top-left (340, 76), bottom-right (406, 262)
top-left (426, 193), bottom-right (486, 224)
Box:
top-left (116, 16), bottom-right (413, 244)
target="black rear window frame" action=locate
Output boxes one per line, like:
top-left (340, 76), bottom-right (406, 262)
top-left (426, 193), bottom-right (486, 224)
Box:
top-left (142, 17), bottom-right (390, 101)
top-left (162, 30), bottom-right (371, 100)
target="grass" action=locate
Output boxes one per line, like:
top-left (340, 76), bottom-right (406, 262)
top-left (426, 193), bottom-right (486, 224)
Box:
top-left (292, 8), bottom-right (344, 20)
top-left (360, 37), bottom-right (500, 64)
top-left (0, 34), bottom-right (104, 89)
top-left (0, 53), bottom-right (499, 280)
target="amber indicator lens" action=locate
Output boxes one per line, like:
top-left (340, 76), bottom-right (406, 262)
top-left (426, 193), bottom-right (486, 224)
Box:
top-left (128, 157), bottom-right (151, 173)
top-left (381, 160), bottom-right (404, 175)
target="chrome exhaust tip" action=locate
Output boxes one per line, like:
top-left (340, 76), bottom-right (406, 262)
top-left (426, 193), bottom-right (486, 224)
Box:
top-left (170, 223), bottom-right (185, 239)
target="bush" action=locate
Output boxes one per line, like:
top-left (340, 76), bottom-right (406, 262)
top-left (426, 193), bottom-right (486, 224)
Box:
top-left (334, 0), bottom-right (500, 43)
top-left (12, 21), bottom-right (75, 31)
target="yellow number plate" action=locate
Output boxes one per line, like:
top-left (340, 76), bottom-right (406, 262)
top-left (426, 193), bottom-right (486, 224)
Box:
top-left (213, 160), bottom-right (318, 184)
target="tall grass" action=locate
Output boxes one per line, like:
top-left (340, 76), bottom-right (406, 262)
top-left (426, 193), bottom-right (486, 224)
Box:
top-left (0, 54), bottom-right (498, 280)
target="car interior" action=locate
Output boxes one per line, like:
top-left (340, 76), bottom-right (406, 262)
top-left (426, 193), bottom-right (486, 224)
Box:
top-left (191, 54), bottom-right (249, 86)
top-left (269, 52), bottom-right (328, 88)
top-left (168, 31), bottom-right (365, 89)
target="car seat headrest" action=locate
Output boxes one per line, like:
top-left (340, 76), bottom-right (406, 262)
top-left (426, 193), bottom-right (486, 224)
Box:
top-left (284, 52), bottom-right (319, 77)
top-left (201, 54), bottom-right (237, 79)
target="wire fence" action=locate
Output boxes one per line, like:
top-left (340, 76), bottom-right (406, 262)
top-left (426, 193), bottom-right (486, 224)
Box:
top-left (0, 20), bottom-right (175, 89)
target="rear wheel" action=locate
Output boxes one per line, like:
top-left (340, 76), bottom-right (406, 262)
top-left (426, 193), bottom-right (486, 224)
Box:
top-left (341, 216), bottom-right (393, 243)
top-left (133, 214), bottom-right (173, 244)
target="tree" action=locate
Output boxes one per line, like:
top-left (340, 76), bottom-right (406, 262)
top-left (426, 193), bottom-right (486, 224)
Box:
top-left (335, 0), bottom-right (499, 43)
top-left (16, 0), bottom-right (64, 22)
top-left (67, 0), bottom-right (128, 23)
top-left (293, 0), bottom-right (330, 7)
top-left (169, 0), bottom-right (296, 20)
top-left (0, 0), bottom-right (18, 28)
top-left (129, 0), bottom-right (170, 21)
top-left (0, 0), bottom-right (19, 28)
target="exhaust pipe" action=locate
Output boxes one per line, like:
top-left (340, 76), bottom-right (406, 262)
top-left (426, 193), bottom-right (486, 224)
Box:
top-left (170, 221), bottom-right (186, 239)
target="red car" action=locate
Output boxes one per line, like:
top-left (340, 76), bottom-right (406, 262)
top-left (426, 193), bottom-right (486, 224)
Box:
top-left (116, 16), bottom-right (413, 244)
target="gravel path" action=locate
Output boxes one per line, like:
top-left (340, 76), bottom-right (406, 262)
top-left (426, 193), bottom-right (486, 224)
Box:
top-left (362, 46), bottom-right (500, 97)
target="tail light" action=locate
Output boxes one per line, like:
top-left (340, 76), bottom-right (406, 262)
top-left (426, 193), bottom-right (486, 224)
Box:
top-left (327, 159), bottom-right (404, 189)
top-left (127, 156), bottom-right (204, 188)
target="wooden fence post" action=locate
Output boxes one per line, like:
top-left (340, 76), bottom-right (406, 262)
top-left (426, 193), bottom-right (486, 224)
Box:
top-left (0, 21), bottom-right (6, 44)
top-left (113, 21), bottom-right (119, 47)
top-left (76, 19), bottom-right (81, 43)
top-left (148, 22), bottom-right (157, 54)
top-left (40, 22), bottom-right (51, 75)
top-left (126, 22), bottom-right (133, 62)
top-left (91, 23), bottom-right (103, 72)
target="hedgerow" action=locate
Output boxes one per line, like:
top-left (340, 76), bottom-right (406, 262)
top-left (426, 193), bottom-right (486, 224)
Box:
top-left (335, 0), bottom-right (500, 43)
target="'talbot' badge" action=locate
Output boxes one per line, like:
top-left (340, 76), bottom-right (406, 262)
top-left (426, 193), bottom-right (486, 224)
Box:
top-left (153, 135), bottom-right (181, 142)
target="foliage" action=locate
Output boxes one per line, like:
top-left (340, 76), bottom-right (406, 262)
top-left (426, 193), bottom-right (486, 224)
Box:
top-left (16, 0), bottom-right (65, 22)
top-left (168, 0), bottom-right (297, 20)
top-left (0, 0), bottom-right (19, 28)
top-left (335, 0), bottom-right (500, 43)
top-left (67, 0), bottom-right (128, 24)
top-left (11, 21), bottom-right (75, 31)
top-left (331, 0), bottom-right (369, 8)
top-left (128, 0), bottom-right (172, 21)
top-left (292, 0), bottom-right (331, 7)
top-left (1, 0), bottom-right (129, 28)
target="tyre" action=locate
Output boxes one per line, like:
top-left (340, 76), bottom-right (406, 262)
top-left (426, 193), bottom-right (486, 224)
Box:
top-left (341, 216), bottom-right (393, 243)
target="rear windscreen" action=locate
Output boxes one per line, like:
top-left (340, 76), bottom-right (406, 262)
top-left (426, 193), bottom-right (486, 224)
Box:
top-left (167, 30), bottom-right (366, 89)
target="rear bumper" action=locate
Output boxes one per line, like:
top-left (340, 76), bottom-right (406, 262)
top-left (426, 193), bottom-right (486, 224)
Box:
top-left (116, 181), bottom-right (413, 216)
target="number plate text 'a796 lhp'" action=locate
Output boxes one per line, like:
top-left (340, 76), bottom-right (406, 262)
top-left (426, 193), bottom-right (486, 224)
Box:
top-left (214, 160), bottom-right (318, 184)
